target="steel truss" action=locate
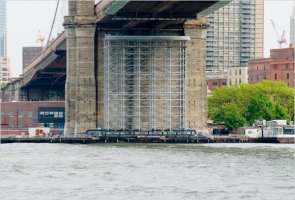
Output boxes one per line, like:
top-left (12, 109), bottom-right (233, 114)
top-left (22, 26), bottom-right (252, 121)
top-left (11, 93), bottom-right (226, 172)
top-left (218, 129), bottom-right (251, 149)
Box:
top-left (104, 35), bottom-right (189, 131)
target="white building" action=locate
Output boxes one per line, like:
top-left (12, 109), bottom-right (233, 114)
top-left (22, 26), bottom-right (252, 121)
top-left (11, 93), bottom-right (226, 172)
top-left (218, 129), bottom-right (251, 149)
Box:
top-left (227, 66), bottom-right (248, 86)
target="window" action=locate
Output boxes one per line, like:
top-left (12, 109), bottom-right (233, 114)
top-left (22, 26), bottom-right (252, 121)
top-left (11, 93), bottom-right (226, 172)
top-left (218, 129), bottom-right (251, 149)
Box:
top-left (9, 112), bottom-right (14, 117)
top-left (213, 82), bottom-right (218, 86)
top-left (287, 73), bottom-right (289, 79)
top-left (10, 125), bottom-right (14, 128)
top-left (18, 112), bottom-right (24, 117)
top-left (275, 74), bottom-right (277, 80)
top-left (285, 64), bottom-right (289, 69)
top-left (239, 69), bottom-right (241, 75)
top-left (239, 78), bottom-right (242, 84)
top-left (0, 111), bottom-right (4, 116)
top-left (274, 64), bottom-right (278, 70)
top-left (54, 112), bottom-right (59, 118)
top-left (59, 112), bottom-right (64, 118)
top-left (28, 111), bottom-right (33, 117)
top-left (19, 124), bottom-right (24, 128)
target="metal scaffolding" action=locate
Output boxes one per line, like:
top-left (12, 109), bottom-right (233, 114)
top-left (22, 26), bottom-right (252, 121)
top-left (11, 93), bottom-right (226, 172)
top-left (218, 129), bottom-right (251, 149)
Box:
top-left (104, 35), bottom-right (189, 131)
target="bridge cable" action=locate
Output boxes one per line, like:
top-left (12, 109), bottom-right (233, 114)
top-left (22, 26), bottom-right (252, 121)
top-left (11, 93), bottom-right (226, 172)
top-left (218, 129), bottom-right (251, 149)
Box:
top-left (42, 0), bottom-right (60, 59)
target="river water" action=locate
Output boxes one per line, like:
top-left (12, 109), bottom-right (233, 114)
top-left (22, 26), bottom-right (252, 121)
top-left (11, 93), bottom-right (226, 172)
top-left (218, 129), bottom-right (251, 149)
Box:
top-left (0, 143), bottom-right (294, 200)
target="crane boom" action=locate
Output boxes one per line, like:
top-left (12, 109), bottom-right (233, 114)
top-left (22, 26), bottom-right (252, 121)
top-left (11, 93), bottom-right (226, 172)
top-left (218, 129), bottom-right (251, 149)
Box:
top-left (270, 19), bottom-right (280, 39)
top-left (270, 19), bottom-right (287, 48)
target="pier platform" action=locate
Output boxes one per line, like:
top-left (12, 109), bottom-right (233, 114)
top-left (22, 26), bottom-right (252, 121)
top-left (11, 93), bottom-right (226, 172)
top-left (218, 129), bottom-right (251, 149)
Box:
top-left (0, 135), bottom-right (249, 144)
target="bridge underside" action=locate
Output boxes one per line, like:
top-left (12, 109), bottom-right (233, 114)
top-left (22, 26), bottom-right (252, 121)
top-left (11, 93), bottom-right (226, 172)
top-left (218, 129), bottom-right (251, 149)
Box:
top-left (97, 1), bottom-right (217, 30)
top-left (21, 52), bottom-right (66, 101)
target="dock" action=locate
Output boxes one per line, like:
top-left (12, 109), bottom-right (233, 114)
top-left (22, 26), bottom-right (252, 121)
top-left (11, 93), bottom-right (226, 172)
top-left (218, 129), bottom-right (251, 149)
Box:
top-left (0, 135), bottom-right (250, 144)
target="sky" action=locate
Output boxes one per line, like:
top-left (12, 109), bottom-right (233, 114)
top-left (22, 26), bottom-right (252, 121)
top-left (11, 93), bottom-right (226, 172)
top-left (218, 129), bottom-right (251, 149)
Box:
top-left (6, 0), bottom-right (295, 77)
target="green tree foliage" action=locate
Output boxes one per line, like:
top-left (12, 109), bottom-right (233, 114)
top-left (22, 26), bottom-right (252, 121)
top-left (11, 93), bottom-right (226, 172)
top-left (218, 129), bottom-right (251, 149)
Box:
top-left (214, 103), bottom-right (247, 130)
top-left (208, 81), bottom-right (294, 130)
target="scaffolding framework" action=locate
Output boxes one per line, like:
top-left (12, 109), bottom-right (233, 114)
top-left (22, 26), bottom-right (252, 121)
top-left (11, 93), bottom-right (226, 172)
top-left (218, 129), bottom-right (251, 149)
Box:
top-left (104, 35), bottom-right (189, 131)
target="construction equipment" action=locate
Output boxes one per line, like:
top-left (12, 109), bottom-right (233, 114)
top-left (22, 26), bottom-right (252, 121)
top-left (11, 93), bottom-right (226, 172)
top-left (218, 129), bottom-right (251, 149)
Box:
top-left (270, 19), bottom-right (287, 48)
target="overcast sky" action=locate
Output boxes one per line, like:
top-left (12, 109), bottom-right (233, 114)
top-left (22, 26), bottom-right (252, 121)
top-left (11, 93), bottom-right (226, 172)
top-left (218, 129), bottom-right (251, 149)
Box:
top-left (6, 0), bottom-right (295, 77)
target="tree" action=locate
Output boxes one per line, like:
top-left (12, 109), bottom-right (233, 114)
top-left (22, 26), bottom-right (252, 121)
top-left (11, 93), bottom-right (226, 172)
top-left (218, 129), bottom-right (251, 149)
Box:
top-left (213, 103), bottom-right (246, 130)
top-left (245, 94), bottom-right (276, 124)
top-left (208, 81), bottom-right (294, 129)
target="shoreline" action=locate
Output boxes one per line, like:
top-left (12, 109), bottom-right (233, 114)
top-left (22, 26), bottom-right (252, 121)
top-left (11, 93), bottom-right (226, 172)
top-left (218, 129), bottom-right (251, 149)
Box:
top-left (1, 135), bottom-right (294, 144)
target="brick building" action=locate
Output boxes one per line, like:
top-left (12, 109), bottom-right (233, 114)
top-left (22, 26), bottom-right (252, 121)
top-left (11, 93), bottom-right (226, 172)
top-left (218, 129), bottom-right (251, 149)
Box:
top-left (0, 101), bottom-right (65, 129)
top-left (248, 46), bottom-right (295, 87)
top-left (206, 71), bottom-right (227, 91)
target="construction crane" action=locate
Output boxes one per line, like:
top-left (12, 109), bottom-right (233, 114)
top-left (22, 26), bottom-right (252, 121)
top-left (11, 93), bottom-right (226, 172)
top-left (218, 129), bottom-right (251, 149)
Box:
top-left (270, 19), bottom-right (287, 48)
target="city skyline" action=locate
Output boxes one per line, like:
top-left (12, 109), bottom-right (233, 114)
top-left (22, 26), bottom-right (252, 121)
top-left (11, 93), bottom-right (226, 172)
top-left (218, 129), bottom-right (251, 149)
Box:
top-left (5, 0), bottom-right (295, 77)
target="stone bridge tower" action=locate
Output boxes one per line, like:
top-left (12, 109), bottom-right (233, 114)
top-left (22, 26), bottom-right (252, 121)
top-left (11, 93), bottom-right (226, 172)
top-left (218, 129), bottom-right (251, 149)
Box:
top-left (63, 1), bottom-right (97, 136)
top-left (63, 1), bottom-right (209, 136)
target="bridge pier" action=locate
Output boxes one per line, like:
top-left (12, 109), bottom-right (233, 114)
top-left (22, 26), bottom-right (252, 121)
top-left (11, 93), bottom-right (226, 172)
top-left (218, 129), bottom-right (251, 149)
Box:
top-left (184, 18), bottom-right (209, 133)
top-left (63, 1), bottom-right (212, 136)
top-left (64, 1), bottom-right (97, 136)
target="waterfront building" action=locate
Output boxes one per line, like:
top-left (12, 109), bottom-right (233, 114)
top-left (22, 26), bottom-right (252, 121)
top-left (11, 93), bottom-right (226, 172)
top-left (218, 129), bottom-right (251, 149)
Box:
top-left (0, 0), bottom-right (6, 58)
top-left (206, 0), bottom-right (264, 71)
top-left (0, 101), bottom-right (65, 129)
top-left (248, 45), bottom-right (295, 87)
top-left (227, 66), bottom-right (249, 86)
top-left (22, 47), bottom-right (42, 70)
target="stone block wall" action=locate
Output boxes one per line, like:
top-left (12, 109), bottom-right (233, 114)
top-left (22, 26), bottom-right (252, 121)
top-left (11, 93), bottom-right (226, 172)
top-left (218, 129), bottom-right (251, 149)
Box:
top-left (184, 19), bottom-right (208, 133)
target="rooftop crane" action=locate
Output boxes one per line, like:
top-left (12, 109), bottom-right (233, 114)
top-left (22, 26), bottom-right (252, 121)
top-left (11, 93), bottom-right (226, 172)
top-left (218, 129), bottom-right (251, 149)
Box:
top-left (270, 19), bottom-right (287, 48)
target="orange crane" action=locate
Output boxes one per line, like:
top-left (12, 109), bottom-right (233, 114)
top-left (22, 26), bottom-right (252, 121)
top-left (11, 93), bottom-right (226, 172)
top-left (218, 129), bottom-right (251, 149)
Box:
top-left (270, 19), bottom-right (287, 48)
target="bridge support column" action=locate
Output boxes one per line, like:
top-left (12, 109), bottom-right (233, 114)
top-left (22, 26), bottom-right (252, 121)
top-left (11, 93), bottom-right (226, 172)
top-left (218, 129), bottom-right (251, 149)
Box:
top-left (184, 18), bottom-right (209, 133)
top-left (64, 1), bottom-right (97, 136)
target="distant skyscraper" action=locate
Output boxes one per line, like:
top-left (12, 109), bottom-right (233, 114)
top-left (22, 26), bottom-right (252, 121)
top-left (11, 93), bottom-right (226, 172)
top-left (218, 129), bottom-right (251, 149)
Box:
top-left (0, 57), bottom-right (11, 85)
top-left (0, 0), bottom-right (6, 58)
top-left (206, 0), bottom-right (264, 70)
top-left (290, 3), bottom-right (295, 45)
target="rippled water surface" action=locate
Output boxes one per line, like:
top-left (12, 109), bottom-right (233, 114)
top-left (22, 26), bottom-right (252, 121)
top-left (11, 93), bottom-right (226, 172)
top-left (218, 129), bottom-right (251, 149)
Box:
top-left (0, 143), bottom-right (294, 200)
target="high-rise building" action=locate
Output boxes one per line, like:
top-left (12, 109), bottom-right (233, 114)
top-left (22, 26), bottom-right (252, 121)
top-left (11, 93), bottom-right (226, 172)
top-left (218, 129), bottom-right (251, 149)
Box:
top-left (0, 0), bottom-right (6, 58)
top-left (290, 3), bottom-right (295, 45)
top-left (22, 47), bottom-right (43, 70)
top-left (206, 0), bottom-right (264, 71)
top-left (0, 57), bottom-right (11, 86)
